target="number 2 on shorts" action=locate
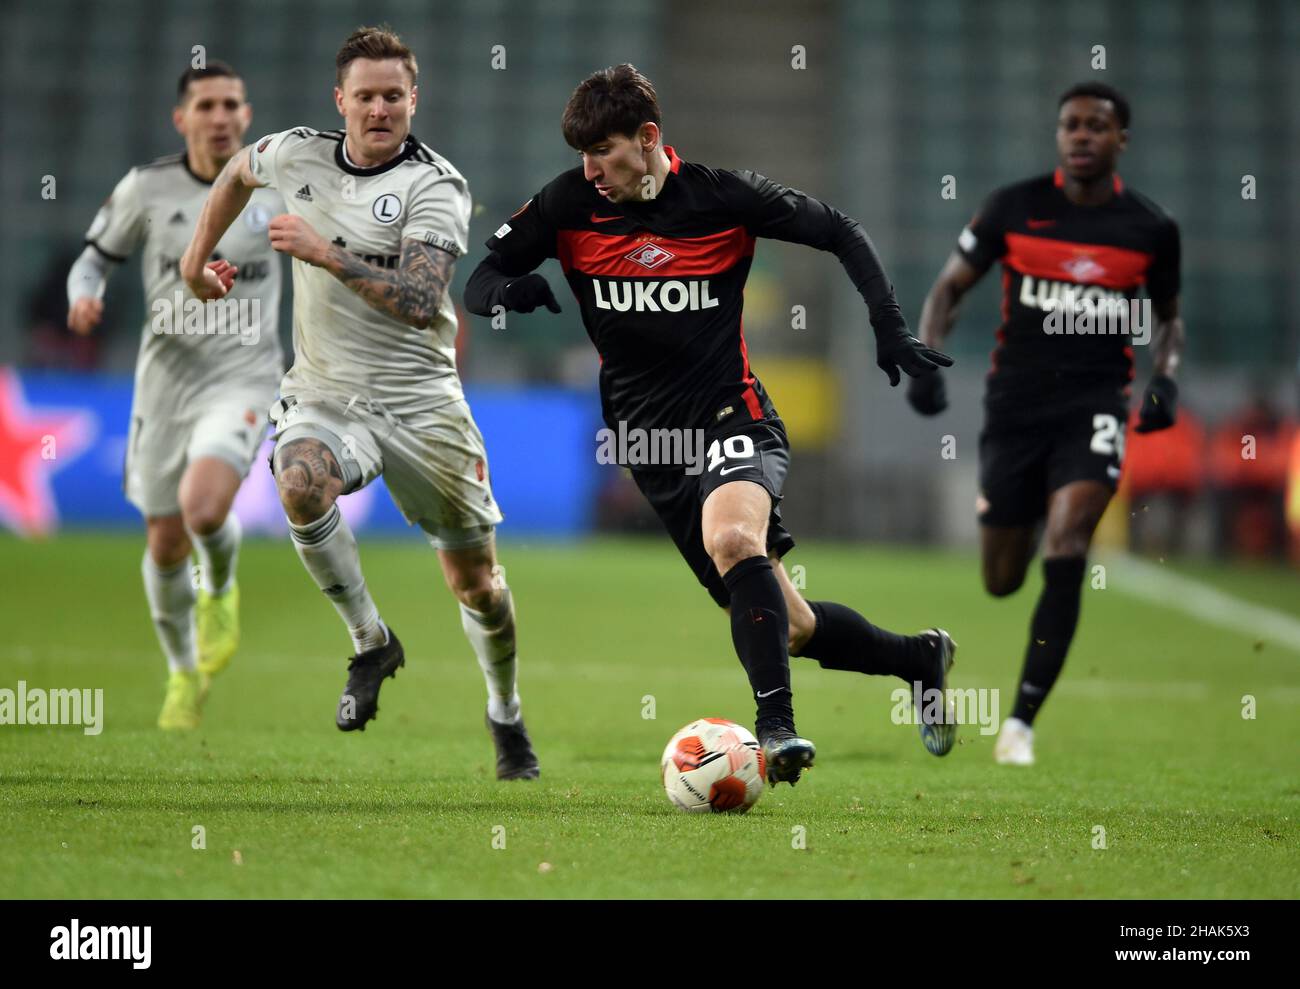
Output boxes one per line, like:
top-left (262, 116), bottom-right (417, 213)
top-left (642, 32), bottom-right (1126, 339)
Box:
top-left (1090, 413), bottom-right (1125, 460)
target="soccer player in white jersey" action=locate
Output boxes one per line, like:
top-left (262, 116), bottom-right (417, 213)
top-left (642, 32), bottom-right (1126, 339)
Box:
top-left (179, 26), bottom-right (539, 778)
top-left (67, 62), bottom-right (284, 730)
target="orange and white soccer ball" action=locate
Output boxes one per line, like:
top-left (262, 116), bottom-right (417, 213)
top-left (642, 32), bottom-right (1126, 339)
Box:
top-left (661, 718), bottom-right (766, 813)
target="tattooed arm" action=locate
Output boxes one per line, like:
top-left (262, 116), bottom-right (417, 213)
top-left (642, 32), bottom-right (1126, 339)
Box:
top-left (264, 213), bottom-right (455, 330)
top-left (320, 238), bottom-right (456, 330)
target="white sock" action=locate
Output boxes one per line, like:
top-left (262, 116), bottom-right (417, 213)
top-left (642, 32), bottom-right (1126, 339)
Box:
top-left (288, 505), bottom-right (386, 654)
top-left (142, 552), bottom-right (197, 672)
top-left (189, 511), bottom-right (241, 595)
top-left (461, 586), bottom-right (520, 723)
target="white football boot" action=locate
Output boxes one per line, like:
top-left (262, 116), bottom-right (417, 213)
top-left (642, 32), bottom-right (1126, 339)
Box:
top-left (994, 717), bottom-right (1035, 765)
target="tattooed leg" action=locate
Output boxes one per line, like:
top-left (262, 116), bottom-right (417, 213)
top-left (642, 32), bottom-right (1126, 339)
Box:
top-left (274, 438), bottom-right (345, 525)
top-left (276, 437), bottom-right (385, 653)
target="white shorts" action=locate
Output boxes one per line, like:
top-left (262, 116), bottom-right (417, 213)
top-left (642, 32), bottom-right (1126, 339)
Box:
top-left (269, 394), bottom-right (503, 549)
top-left (124, 393), bottom-right (270, 517)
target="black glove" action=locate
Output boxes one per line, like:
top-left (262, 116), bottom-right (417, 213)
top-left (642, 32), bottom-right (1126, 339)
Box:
top-left (875, 330), bottom-right (954, 387)
top-left (1134, 374), bottom-right (1178, 433)
top-left (906, 368), bottom-right (948, 415)
top-left (503, 274), bottom-right (562, 314)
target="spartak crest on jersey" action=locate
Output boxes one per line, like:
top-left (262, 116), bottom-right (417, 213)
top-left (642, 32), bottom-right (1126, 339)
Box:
top-left (625, 241), bottom-right (675, 270)
top-left (1060, 253), bottom-right (1106, 282)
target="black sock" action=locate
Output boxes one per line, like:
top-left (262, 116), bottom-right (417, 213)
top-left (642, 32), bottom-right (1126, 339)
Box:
top-left (1011, 556), bottom-right (1087, 725)
top-left (795, 600), bottom-right (931, 683)
top-left (721, 556), bottom-right (794, 734)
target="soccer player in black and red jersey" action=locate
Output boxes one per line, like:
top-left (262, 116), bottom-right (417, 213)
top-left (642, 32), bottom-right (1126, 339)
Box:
top-left (911, 82), bottom-right (1185, 766)
top-left (466, 65), bottom-right (958, 784)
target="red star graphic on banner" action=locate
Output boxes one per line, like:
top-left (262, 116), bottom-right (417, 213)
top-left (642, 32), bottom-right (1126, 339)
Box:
top-left (0, 367), bottom-right (97, 536)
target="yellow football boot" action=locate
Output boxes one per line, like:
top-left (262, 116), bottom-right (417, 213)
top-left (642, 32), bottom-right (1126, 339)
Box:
top-left (157, 669), bottom-right (204, 730)
top-left (196, 581), bottom-right (240, 678)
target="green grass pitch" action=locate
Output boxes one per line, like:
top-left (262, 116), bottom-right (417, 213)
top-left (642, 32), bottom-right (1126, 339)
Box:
top-left (1, 533), bottom-right (1296, 898)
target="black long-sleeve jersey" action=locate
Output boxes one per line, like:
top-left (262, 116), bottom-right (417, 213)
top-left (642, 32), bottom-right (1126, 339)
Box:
top-left (466, 146), bottom-right (907, 437)
top-left (956, 169), bottom-right (1181, 422)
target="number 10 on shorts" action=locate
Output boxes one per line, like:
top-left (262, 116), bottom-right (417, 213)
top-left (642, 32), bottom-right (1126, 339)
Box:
top-left (707, 434), bottom-right (755, 473)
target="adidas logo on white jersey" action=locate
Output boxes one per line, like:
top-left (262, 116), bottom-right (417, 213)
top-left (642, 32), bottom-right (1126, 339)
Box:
top-left (295, 185), bottom-right (313, 201)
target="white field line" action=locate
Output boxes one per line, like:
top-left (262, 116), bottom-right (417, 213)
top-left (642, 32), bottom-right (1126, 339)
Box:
top-left (1103, 553), bottom-right (1300, 656)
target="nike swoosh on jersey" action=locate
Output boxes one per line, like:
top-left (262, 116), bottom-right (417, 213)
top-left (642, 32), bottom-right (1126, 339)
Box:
top-left (589, 212), bottom-right (620, 223)
top-left (1026, 218), bottom-right (1057, 229)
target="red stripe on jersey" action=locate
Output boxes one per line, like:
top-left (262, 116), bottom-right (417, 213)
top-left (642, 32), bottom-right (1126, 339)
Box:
top-left (1004, 232), bottom-right (1152, 290)
top-left (1053, 167), bottom-right (1123, 194)
top-left (665, 145), bottom-right (683, 174)
top-left (557, 226), bottom-right (755, 276)
top-left (738, 320), bottom-right (763, 420)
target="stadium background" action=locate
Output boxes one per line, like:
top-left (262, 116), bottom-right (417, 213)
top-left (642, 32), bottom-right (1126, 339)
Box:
top-left (2, 0), bottom-right (1298, 549)
top-left (2, 0), bottom-right (1298, 904)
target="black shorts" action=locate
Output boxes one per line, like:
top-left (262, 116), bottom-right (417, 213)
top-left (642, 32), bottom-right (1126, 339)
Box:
top-left (978, 400), bottom-right (1127, 527)
top-left (632, 416), bottom-right (796, 608)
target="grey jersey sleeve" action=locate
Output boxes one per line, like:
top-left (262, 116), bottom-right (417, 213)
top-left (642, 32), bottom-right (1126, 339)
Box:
top-left (247, 129), bottom-right (296, 189)
top-left (403, 173), bottom-right (471, 258)
top-left (66, 244), bottom-right (115, 305)
top-left (84, 168), bottom-right (146, 262)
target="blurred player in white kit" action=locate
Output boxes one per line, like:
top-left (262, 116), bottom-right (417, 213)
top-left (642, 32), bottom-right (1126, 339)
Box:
top-left (67, 61), bottom-right (284, 729)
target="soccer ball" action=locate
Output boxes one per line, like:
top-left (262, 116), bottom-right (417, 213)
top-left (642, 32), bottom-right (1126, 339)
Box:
top-left (661, 718), bottom-right (766, 813)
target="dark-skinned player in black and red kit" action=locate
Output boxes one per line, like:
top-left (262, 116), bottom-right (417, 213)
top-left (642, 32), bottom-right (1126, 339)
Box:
top-left (911, 82), bottom-right (1185, 766)
top-left (466, 65), bottom-right (958, 784)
